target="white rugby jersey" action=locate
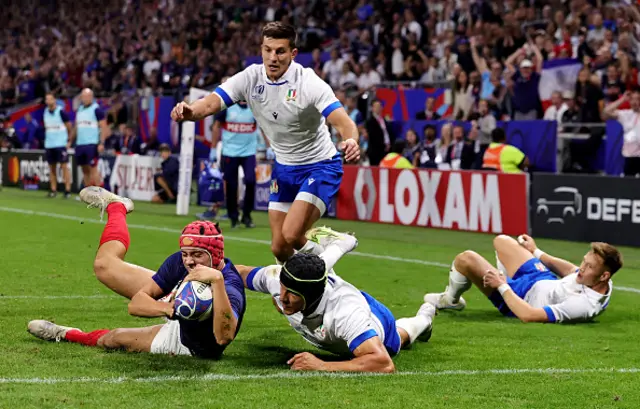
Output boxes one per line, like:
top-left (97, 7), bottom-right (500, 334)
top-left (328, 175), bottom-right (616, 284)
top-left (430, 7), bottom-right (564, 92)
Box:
top-left (525, 273), bottom-right (612, 323)
top-left (247, 265), bottom-right (388, 355)
top-left (214, 62), bottom-right (340, 166)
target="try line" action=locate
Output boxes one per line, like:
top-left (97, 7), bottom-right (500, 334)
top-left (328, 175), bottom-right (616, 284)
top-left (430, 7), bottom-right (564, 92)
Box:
top-left (1, 206), bottom-right (639, 295)
top-left (0, 367), bottom-right (638, 384)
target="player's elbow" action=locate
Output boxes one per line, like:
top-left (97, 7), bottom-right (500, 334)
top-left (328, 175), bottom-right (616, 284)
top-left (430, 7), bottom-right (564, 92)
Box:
top-left (367, 352), bottom-right (395, 373)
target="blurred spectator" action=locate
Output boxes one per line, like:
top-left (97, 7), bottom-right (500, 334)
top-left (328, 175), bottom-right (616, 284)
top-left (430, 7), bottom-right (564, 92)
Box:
top-left (20, 112), bottom-right (40, 149)
top-left (505, 44), bottom-right (543, 120)
top-left (323, 49), bottom-right (345, 89)
top-left (337, 62), bottom-right (358, 90)
top-left (544, 91), bottom-right (569, 122)
top-left (120, 122), bottom-right (141, 155)
top-left (575, 67), bottom-right (604, 123)
top-left (152, 144), bottom-right (179, 204)
top-left (357, 60), bottom-right (381, 94)
top-left (476, 99), bottom-right (496, 166)
top-left (452, 70), bottom-right (473, 120)
top-left (482, 128), bottom-right (529, 173)
top-left (419, 125), bottom-right (438, 169)
top-left (446, 125), bottom-right (475, 170)
top-left (436, 123), bottom-right (452, 165)
top-left (415, 97), bottom-right (441, 120)
top-left (403, 129), bottom-right (421, 167)
top-left (604, 91), bottom-right (640, 177)
top-left (365, 99), bottom-right (392, 166)
top-left (380, 139), bottom-right (414, 169)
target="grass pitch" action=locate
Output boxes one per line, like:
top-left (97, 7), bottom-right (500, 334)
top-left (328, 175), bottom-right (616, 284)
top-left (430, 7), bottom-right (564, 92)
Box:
top-left (0, 188), bottom-right (639, 408)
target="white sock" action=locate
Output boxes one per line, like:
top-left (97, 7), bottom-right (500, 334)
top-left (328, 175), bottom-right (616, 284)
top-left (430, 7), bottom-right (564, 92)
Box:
top-left (445, 262), bottom-right (472, 303)
top-left (396, 315), bottom-right (431, 345)
top-left (299, 240), bottom-right (324, 256)
top-left (496, 251), bottom-right (508, 275)
top-left (319, 244), bottom-right (344, 272)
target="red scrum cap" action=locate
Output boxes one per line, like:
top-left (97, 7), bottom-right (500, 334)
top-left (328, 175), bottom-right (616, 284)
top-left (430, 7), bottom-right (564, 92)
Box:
top-left (179, 221), bottom-right (224, 268)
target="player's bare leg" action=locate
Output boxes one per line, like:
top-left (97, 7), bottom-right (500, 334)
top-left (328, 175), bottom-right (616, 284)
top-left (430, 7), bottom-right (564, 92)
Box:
top-left (62, 163), bottom-right (72, 193)
top-left (80, 186), bottom-right (153, 299)
top-left (81, 165), bottom-right (92, 187)
top-left (28, 320), bottom-right (162, 353)
top-left (48, 164), bottom-right (58, 194)
top-left (270, 200), bottom-right (324, 262)
top-left (424, 250), bottom-right (496, 310)
top-left (493, 235), bottom-right (535, 277)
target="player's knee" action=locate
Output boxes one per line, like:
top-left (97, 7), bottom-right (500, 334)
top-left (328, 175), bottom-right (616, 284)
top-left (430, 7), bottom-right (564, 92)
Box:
top-left (93, 255), bottom-right (110, 281)
top-left (455, 250), bottom-right (479, 271)
top-left (97, 329), bottom-right (120, 349)
top-left (271, 241), bottom-right (290, 262)
top-left (282, 227), bottom-right (304, 249)
top-left (493, 234), bottom-right (514, 250)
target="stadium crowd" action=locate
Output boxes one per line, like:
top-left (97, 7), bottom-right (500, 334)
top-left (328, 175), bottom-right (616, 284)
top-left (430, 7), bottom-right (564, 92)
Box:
top-left (2, 0), bottom-right (640, 172)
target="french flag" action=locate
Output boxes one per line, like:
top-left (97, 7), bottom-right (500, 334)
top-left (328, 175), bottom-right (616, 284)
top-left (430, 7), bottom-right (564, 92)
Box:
top-left (538, 58), bottom-right (582, 111)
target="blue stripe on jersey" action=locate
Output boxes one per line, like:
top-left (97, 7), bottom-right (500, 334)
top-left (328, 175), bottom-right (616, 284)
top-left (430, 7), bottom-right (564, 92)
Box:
top-left (348, 329), bottom-right (377, 353)
top-left (246, 267), bottom-right (263, 291)
top-left (543, 306), bottom-right (557, 323)
top-left (215, 87), bottom-right (234, 107)
top-left (321, 101), bottom-right (342, 118)
top-left (361, 291), bottom-right (401, 356)
top-left (266, 80), bottom-right (288, 86)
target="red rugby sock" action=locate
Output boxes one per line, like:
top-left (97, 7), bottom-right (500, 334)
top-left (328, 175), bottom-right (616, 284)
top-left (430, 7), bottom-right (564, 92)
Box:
top-left (65, 329), bottom-right (110, 346)
top-left (99, 203), bottom-right (130, 250)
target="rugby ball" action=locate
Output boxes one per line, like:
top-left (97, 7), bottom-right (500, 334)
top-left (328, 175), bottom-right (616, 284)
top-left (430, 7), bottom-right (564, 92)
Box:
top-left (174, 280), bottom-right (213, 321)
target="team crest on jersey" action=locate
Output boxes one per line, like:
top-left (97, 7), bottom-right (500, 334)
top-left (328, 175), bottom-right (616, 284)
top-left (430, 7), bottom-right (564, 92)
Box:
top-left (285, 89), bottom-right (297, 101)
top-left (270, 179), bottom-right (278, 194)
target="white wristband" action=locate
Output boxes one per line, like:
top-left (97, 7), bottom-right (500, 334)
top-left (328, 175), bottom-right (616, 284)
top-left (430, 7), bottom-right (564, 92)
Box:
top-left (533, 248), bottom-right (545, 259)
top-left (498, 283), bottom-right (511, 296)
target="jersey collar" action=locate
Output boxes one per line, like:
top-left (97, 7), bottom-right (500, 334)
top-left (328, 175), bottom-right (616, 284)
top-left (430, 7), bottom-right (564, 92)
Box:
top-left (263, 61), bottom-right (297, 86)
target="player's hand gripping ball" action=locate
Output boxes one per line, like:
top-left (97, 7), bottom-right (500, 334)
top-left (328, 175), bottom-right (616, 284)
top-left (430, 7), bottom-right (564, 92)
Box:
top-left (174, 280), bottom-right (213, 321)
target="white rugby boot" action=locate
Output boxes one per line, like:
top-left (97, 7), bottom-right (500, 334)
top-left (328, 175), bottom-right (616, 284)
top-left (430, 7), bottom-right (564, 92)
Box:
top-left (79, 186), bottom-right (134, 219)
top-left (305, 226), bottom-right (358, 254)
top-left (423, 288), bottom-right (467, 311)
top-left (27, 320), bottom-right (78, 342)
top-left (417, 302), bottom-right (436, 342)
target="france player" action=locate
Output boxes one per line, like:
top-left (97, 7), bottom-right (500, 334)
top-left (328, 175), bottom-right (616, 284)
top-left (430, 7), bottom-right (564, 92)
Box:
top-left (235, 228), bottom-right (436, 373)
top-left (27, 187), bottom-right (245, 358)
top-left (424, 234), bottom-right (622, 324)
top-left (43, 93), bottom-right (73, 198)
top-left (171, 22), bottom-right (361, 264)
top-left (71, 89), bottom-right (110, 187)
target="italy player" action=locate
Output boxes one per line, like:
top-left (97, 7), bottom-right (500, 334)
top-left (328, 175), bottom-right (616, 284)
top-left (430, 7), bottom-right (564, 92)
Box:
top-left (71, 89), bottom-right (110, 187)
top-left (171, 22), bottom-right (360, 263)
top-left (28, 187), bottom-right (245, 358)
top-left (235, 228), bottom-right (436, 373)
top-left (424, 234), bottom-right (622, 324)
top-left (43, 93), bottom-right (73, 198)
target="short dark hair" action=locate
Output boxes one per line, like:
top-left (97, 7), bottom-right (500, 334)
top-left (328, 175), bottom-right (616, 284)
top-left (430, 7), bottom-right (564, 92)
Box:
top-left (491, 128), bottom-right (506, 143)
top-left (392, 139), bottom-right (407, 154)
top-left (159, 143), bottom-right (171, 152)
top-left (262, 22), bottom-right (297, 49)
top-left (591, 242), bottom-right (623, 276)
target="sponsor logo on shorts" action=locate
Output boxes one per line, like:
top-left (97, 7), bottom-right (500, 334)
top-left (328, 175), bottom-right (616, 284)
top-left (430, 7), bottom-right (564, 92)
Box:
top-left (270, 179), bottom-right (278, 194)
top-left (308, 178), bottom-right (315, 185)
top-left (535, 262), bottom-right (546, 272)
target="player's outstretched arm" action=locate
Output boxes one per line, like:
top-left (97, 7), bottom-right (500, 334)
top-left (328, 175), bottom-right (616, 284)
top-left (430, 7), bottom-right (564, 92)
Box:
top-left (288, 337), bottom-right (394, 373)
top-left (483, 269), bottom-right (549, 323)
top-left (128, 279), bottom-right (174, 318)
top-left (184, 265), bottom-right (238, 346)
top-left (171, 93), bottom-right (223, 122)
top-left (519, 234), bottom-right (577, 278)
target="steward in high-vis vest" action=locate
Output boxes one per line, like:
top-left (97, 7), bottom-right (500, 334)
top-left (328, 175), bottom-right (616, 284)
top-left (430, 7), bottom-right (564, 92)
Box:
top-left (380, 139), bottom-right (415, 169)
top-left (482, 128), bottom-right (529, 173)
top-left (43, 93), bottom-right (73, 198)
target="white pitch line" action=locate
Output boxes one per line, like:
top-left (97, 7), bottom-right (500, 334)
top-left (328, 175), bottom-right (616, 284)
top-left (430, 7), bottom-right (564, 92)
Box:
top-left (0, 367), bottom-right (638, 385)
top-left (1, 206), bottom-right (639, 294)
